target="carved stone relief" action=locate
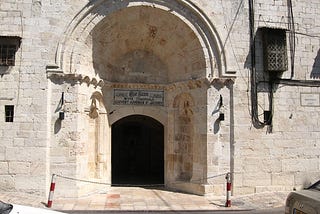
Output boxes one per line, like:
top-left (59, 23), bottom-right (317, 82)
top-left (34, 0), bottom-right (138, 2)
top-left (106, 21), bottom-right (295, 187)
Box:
top-left (173, 93), bottom-right (194, 181)
top-left (88, 91), bottom-right (107, 178)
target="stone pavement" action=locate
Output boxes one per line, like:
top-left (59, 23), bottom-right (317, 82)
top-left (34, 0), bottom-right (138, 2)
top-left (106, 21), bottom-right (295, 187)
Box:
top-left (0, 187), bottom-right (289, 212)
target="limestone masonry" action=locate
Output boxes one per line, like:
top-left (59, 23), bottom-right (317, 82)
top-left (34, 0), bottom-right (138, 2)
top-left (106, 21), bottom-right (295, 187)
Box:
top-left (0, 0), bottom-right (319, 198)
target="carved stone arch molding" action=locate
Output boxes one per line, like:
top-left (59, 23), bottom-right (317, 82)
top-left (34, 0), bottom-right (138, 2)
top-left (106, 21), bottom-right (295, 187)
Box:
top-left (52, 0), bottom-right (229, 79)
top-left (108, 106), bottom-right (167, 127)
top-left (173, 93), bottom-right (195, 181)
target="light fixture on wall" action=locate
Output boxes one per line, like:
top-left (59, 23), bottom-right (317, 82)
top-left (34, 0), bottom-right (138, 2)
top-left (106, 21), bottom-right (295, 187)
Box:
top-left (264, 110), bottom-right (272, 125)
top-left (218, 95), bottom-right (224, 121)
top-left (59, 111), bottom-right (65, 120)
top-left (59, 92), bottom-right (65, 120)
top-left (218, 113), bottom-right (225, 121)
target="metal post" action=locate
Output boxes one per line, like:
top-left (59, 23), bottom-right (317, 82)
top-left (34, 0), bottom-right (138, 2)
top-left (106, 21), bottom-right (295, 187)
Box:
top-left (47, 174), bottom-right (56, 208)
top-left (225, 172), bottom-right (232, 207)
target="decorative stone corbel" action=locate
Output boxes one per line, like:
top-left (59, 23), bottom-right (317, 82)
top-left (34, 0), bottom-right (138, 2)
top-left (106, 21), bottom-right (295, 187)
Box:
top-left (88, 91), bottom-right (105, 119)
top-left (210, 78), bottom-right (235, 89)
top-left (89, 98), bottom-right (99, 119)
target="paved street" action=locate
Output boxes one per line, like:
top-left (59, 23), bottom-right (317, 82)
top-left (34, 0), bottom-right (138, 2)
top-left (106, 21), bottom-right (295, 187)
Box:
top-left (66, 207), bottom-right (284, 214)
top-left (0, 187), bottom-right (289, 213)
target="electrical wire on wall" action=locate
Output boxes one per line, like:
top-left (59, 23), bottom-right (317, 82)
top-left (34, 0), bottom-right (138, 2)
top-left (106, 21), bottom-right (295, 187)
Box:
top-left (287, 0), bottom-right (296, 79)
top-left (274, 1), bottom-right (320, 87)
top-left (248, 0), bottom-right (266, 129)
top-left (249, 0), bottom-right (320, 130)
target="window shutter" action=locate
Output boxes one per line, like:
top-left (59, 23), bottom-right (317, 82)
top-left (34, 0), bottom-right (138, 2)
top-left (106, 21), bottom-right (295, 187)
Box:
top-left (0, 36), bottom-right (21, 66)
top-left (262, 28), bottom-right (288, 72)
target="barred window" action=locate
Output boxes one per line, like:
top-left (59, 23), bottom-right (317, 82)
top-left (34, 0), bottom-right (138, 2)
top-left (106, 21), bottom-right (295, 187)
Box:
top-left (0, 36), bottom-right (21, 66)
top-left (5, 105), bottom-right (14, 122)
top-left (262, 28), bottom-right (288, 72)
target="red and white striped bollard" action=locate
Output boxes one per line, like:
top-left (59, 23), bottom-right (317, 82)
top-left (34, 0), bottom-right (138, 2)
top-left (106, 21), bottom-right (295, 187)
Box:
top-left (225, 172), bottom-right (232, 207)
top-left (47, 174), bottom-right (56, 208)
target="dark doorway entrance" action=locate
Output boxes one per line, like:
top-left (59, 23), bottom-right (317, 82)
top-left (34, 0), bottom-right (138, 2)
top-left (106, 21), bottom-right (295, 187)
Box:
top-left (112, 115), bottom-right (164, 185)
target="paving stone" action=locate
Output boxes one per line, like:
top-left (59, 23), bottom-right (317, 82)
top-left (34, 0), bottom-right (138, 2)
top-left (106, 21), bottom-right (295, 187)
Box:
top-left (0, 187), bottom-right (289, 211)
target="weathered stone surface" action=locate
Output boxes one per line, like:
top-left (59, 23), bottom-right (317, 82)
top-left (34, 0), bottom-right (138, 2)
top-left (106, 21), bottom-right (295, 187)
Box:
top-left (0, 162), bottom-right (8, 174)
top-left (9, 161), bottom-right (31, 174)
top-left (0, 0), bottom-right (319, 197)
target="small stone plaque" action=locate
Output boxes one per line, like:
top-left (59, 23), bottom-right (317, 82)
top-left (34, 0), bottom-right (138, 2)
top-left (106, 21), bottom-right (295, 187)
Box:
top-left (114, 89), bottom-right (164, 106)
top-left (300, 93), bottom-right (320, 106)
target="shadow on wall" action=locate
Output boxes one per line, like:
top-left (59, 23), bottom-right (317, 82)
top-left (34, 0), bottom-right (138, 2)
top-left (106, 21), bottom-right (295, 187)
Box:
top-left (0, 67), bottom-right (11, 76)
top-left (54, 120), bottom-right (62, 134)
top-left (310, 49), bottom-right (320, 79)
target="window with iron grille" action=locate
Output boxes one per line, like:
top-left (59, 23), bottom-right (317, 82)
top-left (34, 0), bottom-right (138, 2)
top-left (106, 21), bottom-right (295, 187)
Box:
top-left (262, 28), bottom-right (288, 72)
top-left (0, 36), bottom-right (21, 66)
top-left (5, 105), bottom-right (14, 122)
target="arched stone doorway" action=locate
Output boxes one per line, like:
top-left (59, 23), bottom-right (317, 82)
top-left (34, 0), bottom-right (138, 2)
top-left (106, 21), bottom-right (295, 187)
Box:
top-left (111, 115), bottom-right (164, 185)
top-left (47, 0), bottom-right (232, 196)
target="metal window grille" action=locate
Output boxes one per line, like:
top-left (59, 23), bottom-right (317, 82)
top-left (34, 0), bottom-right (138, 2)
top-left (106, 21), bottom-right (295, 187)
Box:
top-left (5, 105), bottom-right (14, 122)
top-left (0, 37), bottom-right (20, 66)
top-left (262, 28), bottom-right (288, 72)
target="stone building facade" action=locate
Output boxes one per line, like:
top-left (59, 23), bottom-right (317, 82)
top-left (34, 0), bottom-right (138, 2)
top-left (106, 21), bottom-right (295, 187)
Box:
top-left (0, 0), bottom-right (320, 198)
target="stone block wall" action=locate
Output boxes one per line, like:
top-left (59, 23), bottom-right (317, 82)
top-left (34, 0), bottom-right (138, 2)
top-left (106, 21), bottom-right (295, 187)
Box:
top-left (0, 0), bottom-right (319, 197)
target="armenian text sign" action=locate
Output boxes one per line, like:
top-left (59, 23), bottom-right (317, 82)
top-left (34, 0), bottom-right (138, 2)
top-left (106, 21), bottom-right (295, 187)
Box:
top-left (113, 89), bottom-right (164, 106)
